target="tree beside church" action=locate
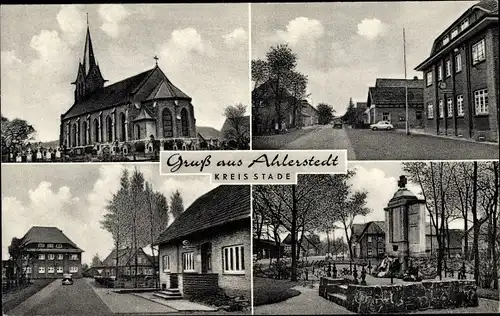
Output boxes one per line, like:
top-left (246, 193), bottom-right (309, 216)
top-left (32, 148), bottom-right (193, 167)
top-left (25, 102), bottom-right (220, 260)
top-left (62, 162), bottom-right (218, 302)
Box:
top-left (59, 22), bottom-right (198, 157)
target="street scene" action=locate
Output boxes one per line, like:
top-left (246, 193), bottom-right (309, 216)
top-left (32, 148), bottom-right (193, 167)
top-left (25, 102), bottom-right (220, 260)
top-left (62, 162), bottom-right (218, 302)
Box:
top-left (251, 1), bottom-right (499, 160)
top-left (1, 4), bottom-right (250, 163)
top-left (253, 161), bottom-right (499, 314)
top-left (2, 164), bottom-right (251, 315)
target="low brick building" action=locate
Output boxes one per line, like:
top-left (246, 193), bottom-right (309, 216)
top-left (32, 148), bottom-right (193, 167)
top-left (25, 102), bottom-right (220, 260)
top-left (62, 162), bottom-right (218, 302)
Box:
top-left (365, 78), bottom-right (425, 129)
top-left (19, 226), bottom-right (83, 279)
top-left (415, 0), bottom-right (499, 141)
top-left (97, 247), bottom-right (157, 278)
top-left (154, 185), bottom-right (251, 299)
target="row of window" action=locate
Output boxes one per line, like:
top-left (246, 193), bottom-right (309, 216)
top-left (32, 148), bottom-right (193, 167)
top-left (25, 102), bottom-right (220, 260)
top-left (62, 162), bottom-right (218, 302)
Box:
top-left (426, 39), bottom-right (486, 87)
top-left (366, 236), bottom-right (384, 243)
top-left (366, 248), bottom-right (385, 256)
top-left (161, 245), bottom-right (245, 274)
top-left (427, 89), bottom-right (488, 119)
top-left (442, 17), bottom-right (470, 47)
top-left (37, 243), bottom-right (63, 249)
top-left (25, 266), bottom-right (79, 274)
top-left (67, 108), bottom-right (190, 147)
top-left (37, 254), bottom-right (79, 260)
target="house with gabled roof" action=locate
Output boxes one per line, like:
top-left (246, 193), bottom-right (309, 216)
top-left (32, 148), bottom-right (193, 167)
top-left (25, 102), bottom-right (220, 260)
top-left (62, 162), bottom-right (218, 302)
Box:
top-left (153, 185), bottom-right (251, 299)
top-left (96, 247), bottom-right (157, 279)
top-left (364, 77), bottom-right (425, 129)
top-left (19, 226), bottom-right (83, 279)
top-left (252, 80), bottom-right (303, 135)
top-left (60, 21), bottom-right (198, 156)
top-left (415, 0), bottom-right (498, 141)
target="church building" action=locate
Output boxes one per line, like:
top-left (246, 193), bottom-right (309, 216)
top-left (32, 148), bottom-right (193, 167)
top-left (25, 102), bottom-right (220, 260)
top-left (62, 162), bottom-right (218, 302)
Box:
top-left (59, 22), bottom-right (198, 155)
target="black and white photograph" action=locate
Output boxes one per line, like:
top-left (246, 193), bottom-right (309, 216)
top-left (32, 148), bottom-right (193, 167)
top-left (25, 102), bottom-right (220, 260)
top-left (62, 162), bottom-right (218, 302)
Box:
top-left (252, 161), bottom-right (499, 314)
top-left (1, 4), bottom-right (250, 163)
top-left (1, 164), bottom-right (251, 315)
top-left (251, 0), bottom-right (499, 160)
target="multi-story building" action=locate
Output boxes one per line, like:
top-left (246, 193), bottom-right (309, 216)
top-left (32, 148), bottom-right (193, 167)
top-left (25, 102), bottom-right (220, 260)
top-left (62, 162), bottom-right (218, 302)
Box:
top-left (415, 0), bottom-right (499, 141)
top-left (365, 78), bottom-right (425, 129)
top-left (20, 226), bottom-right (83, 279)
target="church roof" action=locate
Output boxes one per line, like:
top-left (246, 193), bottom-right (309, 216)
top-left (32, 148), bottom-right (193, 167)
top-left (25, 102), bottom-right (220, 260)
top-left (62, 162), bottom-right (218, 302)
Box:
top-left (146, 79), bottom-right (190, 100)
top-left (63, 68), bottom-right (156, 120)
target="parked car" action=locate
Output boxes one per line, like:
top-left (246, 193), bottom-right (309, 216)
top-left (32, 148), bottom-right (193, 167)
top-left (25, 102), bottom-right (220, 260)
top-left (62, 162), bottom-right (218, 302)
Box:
top-left (370, 121), bottom-right (394, 130)
top-left (333, 121), bottom-right (343, 129)
top-left (62, 273), bottom-right (73, 285)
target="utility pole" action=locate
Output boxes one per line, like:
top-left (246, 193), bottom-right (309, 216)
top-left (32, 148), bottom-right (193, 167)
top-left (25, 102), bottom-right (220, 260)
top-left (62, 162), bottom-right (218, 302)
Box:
top-left (404, 28), bottom-right (410, 135)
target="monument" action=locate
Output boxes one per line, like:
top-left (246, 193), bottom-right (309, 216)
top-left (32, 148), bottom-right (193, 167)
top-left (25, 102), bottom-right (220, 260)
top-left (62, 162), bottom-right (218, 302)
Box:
top-left (384, 175), bottom-right (426, 272)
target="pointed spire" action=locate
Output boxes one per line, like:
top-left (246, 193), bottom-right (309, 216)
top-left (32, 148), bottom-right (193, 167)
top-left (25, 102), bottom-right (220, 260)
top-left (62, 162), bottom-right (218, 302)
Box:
top-left (83, 15), bottom-right (96, 76)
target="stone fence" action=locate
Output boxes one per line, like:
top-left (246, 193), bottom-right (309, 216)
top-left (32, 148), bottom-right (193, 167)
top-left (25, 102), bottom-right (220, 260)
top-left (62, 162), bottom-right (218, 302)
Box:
top-left (319, 276), bottom-right (478, 313)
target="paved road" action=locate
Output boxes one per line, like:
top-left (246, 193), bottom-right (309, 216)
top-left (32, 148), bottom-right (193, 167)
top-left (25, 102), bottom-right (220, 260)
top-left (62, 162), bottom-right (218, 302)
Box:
top-left (253, 126), bottom-right (499, 160)
top-left (22, 279), bottom-right (112, 316)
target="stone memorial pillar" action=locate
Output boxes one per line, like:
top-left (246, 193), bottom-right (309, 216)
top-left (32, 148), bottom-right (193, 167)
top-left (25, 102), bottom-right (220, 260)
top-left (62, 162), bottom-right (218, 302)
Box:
top-left (384, 175), bottom-right (426, 273)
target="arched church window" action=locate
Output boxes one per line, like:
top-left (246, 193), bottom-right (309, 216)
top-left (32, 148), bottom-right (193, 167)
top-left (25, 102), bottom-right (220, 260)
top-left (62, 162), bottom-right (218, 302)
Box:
top-left (93, 118), bottom-right (99, 143)
top-left (136, 124), bottom-right (141, 140)
top-left (162, 109), bottom-right (173, 138)
top-left (119, 113), bottom-right (126, 142)
top-left (106, 115), bottom-right (113, 142)
top-left (71, 123), bottom-right (77, 147)
top-left (181, 108), bottom-right (189, 137)
top-left (82, 121), bottom-right (87, 145)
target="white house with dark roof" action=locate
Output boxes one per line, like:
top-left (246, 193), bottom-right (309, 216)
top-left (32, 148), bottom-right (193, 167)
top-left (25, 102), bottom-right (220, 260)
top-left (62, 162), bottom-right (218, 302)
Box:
top-left (153, 185), bottom-right (251, 299)
top-left (20, 226), bottom-right (83, 279)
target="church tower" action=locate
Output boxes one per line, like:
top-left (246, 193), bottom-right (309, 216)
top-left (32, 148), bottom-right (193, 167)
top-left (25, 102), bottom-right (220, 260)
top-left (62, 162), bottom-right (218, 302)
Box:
top-left (72, 16), bottom-right (106, 102)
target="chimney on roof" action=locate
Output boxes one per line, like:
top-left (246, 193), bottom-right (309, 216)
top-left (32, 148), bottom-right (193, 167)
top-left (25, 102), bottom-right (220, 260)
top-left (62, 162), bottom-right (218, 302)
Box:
top-left (413, 76), bottom-right (418, 80)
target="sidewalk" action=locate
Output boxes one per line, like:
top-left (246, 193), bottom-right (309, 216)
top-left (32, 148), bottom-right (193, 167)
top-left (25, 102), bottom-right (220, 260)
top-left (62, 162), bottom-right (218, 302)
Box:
top-left (396, 128), bottom-right (499, 146)
top-left (85, 278), bottom-right (218, 314)
top-left (6, 279), bottom-right (60, 316)
top-left (85, 279), bottom-right (177, 314)
top-left (254, 283), bottom-right (354, 315)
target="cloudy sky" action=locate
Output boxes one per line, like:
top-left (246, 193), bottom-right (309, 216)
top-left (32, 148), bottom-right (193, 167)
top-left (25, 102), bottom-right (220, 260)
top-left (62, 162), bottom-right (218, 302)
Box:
top-left (1, 4), bottom-right (250, 142)
top-left (332, 161), bottom-right (465, 241)
top-left (252, 1), bottom-right (477, 114)
top-left (1, 164), bottom-right (218, 264)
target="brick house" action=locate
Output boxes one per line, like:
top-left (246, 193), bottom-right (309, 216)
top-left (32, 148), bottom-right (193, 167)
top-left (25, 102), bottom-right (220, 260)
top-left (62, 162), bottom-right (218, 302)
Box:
top-left (153, 185), bottom-right (251, 299)
top-left (354, 221), bottom-right (387, 260)
top-left (252, 80), bottom-right (304, 135)
top-left (97, 247), bottom-right (157, 278)
top-left (19, 226), bottom-right (83, 279)
top-left (365, 78), bottom-right (425, 129)
top-left (415, 0), bottom-right (499, 141)
top-left (60, 22), bottom-right (198, 155)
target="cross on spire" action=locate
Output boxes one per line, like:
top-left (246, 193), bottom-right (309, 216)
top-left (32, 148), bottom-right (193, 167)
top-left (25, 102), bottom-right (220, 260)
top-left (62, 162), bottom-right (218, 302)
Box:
top-left (398, 175), bottom-right (407, 188)
top-left (154, 55), bottom-right (159, 66)
top-left (86, 13), bottom-right (89, 26)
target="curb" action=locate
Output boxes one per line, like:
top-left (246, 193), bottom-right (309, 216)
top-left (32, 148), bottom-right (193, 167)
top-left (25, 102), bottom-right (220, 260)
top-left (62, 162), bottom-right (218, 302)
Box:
top-left (395, 129), bottom-right (499, 146)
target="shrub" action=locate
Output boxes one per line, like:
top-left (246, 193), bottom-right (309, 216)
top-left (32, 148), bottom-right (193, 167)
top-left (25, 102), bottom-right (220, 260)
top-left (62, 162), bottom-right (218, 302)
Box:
top-left (135, 141), bottom-right (145, 153)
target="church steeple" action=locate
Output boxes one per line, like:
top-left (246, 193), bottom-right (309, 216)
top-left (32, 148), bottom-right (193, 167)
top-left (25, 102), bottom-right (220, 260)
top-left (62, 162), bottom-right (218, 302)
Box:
top-left (72, 14), bottom-right (106, 103)
top-left (83, 14), bottom-right (96, 77)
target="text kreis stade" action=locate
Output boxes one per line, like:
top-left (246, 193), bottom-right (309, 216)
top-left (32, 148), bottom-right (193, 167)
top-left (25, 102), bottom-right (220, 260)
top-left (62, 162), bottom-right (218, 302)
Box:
top-left (165, 153), bottom-right (339, 173)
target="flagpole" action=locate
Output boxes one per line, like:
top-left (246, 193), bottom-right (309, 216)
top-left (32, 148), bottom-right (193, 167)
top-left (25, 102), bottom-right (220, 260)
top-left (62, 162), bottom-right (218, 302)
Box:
top-left (404, 28), bottom-right (410, 135)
